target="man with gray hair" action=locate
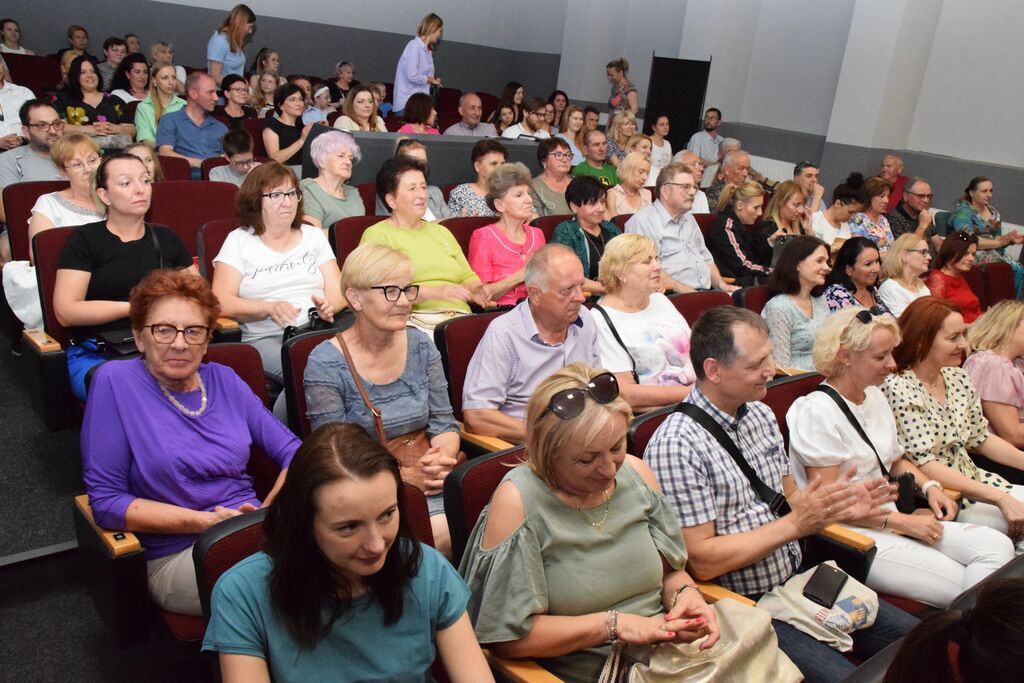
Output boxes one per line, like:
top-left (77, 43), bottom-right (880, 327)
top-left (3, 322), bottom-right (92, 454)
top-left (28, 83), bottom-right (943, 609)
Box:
top-left (880, 153), bottom-right (908, 211)
top-left (885, 176), bottom-right (935, 243)
top-left (705, 148), bottom-right (751, 211)
top-left (697, 137), bottom-right (740, 190)
top-left (462, 244), bottom-right (599, 442)
top-left (674, 150), bottom-right (710, 214)
top-left (443, 92), bottom-right (497, 137)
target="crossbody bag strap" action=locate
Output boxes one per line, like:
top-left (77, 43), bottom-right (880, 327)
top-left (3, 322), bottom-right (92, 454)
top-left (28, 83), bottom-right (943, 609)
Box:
top-left (593, 304), bottom-right (639, 383)
top-left (676, 402), bottom-right (791, 516)
top-left (147, 224), bottom-right (164, 269)
top-left (813, 384), bottom-right (889, 478)
top-left (335, 333), bottom-right (389, 444)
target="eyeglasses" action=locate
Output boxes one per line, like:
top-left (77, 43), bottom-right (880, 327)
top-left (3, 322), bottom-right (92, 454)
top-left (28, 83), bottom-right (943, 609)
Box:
top-left (370, 284), bottom-right (420, 302)
top-left (227, 86), bottom-right (249, 93)
top-left (28, 120), bottom-right (65, 132)
top-left (147, 324), bottom-right (210, 345)
top-left (548, 152), bottom-right (573, 160)
top-left (906, 192), bottom-right (933, 199)
top-left (542, 372), bottom-right (619, 420)
top-left (663, 182), bottom-right (695, 191)
top-left (262, 190), bottom-right (302, 202)
top-left (65, 157), bottom-right (101, 171)
top-left (907, 248), bottom-right (931, 256)
top-left (230, 157), bottom-right (257, 169)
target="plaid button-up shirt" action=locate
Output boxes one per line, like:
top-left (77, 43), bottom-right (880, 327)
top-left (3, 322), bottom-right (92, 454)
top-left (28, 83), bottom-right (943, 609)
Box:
top-left (646, 386), bottom-right (802, 595)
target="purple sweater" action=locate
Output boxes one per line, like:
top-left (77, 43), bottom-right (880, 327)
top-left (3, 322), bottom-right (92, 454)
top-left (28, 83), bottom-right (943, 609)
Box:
top-left (82, 358), bottom-right (299, 559)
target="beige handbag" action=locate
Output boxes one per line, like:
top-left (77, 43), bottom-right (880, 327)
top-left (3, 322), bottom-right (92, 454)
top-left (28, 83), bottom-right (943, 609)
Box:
top-left (598, 599), bottom-right (802, 683)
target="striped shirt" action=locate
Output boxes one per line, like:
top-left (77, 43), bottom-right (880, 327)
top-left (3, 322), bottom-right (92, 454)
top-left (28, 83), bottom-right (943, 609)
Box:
top-left (646, 385), bottom-right (801, 595)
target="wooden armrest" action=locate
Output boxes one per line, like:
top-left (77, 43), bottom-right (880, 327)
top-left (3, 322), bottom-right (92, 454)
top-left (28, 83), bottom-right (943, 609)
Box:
top-left (74, 494), bottom-right (142, 556)
top-left (485, 652), bottom-right (563, 683)
top-left (214, 317), bottom-right (239, 331)
top-left (774, 367), bottom-right (807, 377)
top-left (944, 489), bottom-right (961, 501)
top-left (697, 581), bottom-right (756, 607)
top-left (819, 524), bottom-right (875, 552)
top-left (722, 276), bottom-right (736, 285)
top-left (22, 328), bottom-right (62, 353)
top-left (458, 421), bottom-right (514, 452)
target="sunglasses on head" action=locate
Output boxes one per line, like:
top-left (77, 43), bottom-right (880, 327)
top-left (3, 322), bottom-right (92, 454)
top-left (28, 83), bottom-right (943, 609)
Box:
top-left (853, 306), bottom-right (886, 324)
top-left (543, 372), bottom-right (619, 420)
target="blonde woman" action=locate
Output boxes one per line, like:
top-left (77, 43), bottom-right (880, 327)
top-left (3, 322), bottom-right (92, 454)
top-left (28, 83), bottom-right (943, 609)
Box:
top-left (706, 180), bottom-right (769, 284)
top-left (125, 142), bottom-right (166, 183)
top-left (252, 70), bottom-right (278, 116)
top-left (393, 13), bottom-right (443, 115)
top-left (753, 180), bottom-right (811, 266)
top-left (604, 152), bottom-right (651, 218)
top-left (207, 3), bottom-right (255, 86)
top-left (965, 301), bottom-right (1024, 448)
top-left (607, 57), bottom-right (638, 115)
top-left (592, 234), bottom-right (696, 411)
top-left (605, 110), bottom-right (637, 168)
top-left (625, 134), bottom-right (652, 159)
top-left (788, 308), bottom-right (1014, 606)
top-left (133, 61), bottom-right (184, 146)
top-left (246, 48), bottom-right (284, 95)
top-left (557, 105), bottom-right (585, 165)
top-left (334, 85), bottom-right (386, 132)
top-left (877, 233), bottom-right (932, 317)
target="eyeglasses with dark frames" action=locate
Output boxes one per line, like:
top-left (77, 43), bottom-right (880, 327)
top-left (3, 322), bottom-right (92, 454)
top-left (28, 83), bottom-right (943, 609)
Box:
top-left (370, 284), bottom-right (420, 302)
top-left (147, 324), bottom-right (210, 345)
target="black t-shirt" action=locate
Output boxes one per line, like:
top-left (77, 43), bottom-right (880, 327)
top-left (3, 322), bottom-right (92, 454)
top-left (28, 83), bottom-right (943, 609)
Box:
top-left (266, 116), bottom-right (304, 165)
top-left (213, 104), bottom-right (257, 131)
top-left (326, 82), bottom-right (349, 105)
top-left (57, 221), bottom-right (192, 340)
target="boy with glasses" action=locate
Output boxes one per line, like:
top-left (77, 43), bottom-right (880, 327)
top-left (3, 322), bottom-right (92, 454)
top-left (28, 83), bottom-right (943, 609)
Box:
top-left (209, 129), bottom-right (259, 186)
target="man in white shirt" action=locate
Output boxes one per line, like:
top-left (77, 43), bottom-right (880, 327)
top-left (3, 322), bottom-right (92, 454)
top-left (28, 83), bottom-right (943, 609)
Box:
top-left (674, 150), bottom-right (711, 214)
top-left (686, 107), bottom-right (722, 167)
top-left (501, 97), bottom-right (550, 140)
top-left (443, 92), bottom-right (496, 137)
top-left (0, 56), bottom-right (34, 150)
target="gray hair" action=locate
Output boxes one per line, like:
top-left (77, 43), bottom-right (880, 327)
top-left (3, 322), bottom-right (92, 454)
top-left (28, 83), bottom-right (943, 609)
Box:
top-left (721, 149), bottom-right (749, 169)
top-left (720, 137), bottom-right (741, 150)
top-left (458, 91), bottom-right (481, 107)
top-left (883, 153), bottom-right (904, 170)
top-left (689, 306), bottom-right (768, 381)
top-left (486, 162), bottom-right (533, 212)
top-left (905, 176), bottom-right (929, 194)
top-left (309, 130), bottom-right (362, 169)
top-left (525, 243), bottom-right (577, 290)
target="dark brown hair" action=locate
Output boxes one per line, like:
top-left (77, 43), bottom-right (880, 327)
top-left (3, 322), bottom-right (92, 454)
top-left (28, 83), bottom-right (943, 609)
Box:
top-left (129, 268), bottom-right (221, 331)
top-left (471, 138), bottom-right (507, 164)
top-left (766, 235), bottom-right (829, 297)
top-left (961, 176), bottom-right (992, 203)
top-left (537, 136), bottom-right (570, 164)
top-left (892, 296), bottom-right (961, 371)
top-left (936, 230), bottom-right (979, 270)
top-left (235, 161), bottom-right (303, 235)
top-left (375, 155), bottom-right (427, 209)
top-left (402, 93), bottom-right (434, 126)
top-left (263, 423), bottom-right (421, 648)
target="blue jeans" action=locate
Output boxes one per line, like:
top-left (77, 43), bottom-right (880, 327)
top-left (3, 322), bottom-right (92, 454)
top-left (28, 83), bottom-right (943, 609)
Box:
top-left (772, 601), bottom-right (918, 683)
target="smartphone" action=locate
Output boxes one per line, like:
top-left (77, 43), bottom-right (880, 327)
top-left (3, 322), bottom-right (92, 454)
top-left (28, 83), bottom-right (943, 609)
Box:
top-left (802, 564), bottom-right (849, 608)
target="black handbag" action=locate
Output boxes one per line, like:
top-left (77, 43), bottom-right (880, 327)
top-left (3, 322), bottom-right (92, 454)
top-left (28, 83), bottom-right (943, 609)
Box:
top-left (282, 307), bottom-right (352, 342)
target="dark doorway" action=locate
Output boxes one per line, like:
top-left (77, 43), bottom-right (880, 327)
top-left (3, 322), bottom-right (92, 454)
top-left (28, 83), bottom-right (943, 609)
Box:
top-left (642, 56), bottom-right (712, 154)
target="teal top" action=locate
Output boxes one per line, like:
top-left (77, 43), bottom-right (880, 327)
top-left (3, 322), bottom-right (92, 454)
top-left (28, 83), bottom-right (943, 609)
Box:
top-left (134, 94), bottom-right (185, 144)
top-left (203, 545), bottom-right (469, 683)
top-left (551, 218), bottom-right (621, 279)
top-left (459, 461), bottom-right (687, 683)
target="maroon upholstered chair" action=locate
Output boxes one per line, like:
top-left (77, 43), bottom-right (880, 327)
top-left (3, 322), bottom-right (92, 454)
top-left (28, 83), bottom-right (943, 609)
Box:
top-left (196, 218), bottom-right (240, 280)
top-left (329, 215), bottom-right (385, 263)
top-left (530, 214), bottom-right (572, 243)
top-left (732, 285), bottom-right (773, 315)
top-left (156, 155), bottom-right (193, 181)
top-left (439, 216), bottom-right (494, 257)
top-left (3, 180), bottom-right (68, 261)
top-left (281, 329), bottom-right (338, 436)
top-left (667, 290), bottom-right (733, 325)
top-left (432, 311), bottom-right (503, 422)
top-left (148, 181), bottom-right (238, 256)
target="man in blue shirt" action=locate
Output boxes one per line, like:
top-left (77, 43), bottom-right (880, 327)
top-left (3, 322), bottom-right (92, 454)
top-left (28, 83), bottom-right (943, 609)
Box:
top-left (157, 72), bottom-right (227, 176)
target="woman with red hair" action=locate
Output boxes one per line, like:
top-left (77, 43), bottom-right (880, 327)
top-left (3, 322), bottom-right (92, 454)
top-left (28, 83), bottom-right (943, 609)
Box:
top-left (882, 296), bottom-right (1024, 549)
top-left (924, 231), bottom-right (982, 324)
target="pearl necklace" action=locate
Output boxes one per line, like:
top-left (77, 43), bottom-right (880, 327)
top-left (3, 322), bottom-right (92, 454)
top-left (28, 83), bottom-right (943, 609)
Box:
top-left (158, 374), bottom-right (208, 417)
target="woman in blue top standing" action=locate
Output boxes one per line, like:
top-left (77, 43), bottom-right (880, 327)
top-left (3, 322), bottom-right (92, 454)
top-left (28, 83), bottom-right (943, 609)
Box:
top-left (202, 423), bottom-right (493, 683)
top-left (393, 13), bottom-right (443, 116)
top-left (207, 4), bottom-right (255, 87)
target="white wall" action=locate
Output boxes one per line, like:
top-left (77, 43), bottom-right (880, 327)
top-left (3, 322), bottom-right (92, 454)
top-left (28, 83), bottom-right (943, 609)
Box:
top-left (164, 0), bottom-right (568, 54)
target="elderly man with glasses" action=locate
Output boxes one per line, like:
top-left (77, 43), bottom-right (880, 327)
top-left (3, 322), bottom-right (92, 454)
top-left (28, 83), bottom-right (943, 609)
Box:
top-left (885, 177), bottom-right (936, 243)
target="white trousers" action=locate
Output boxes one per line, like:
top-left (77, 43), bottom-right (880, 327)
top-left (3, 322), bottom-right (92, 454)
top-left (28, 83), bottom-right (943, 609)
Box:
top-left (146, 545), bottom-right (203, 617)
top-left (957, 484), bottom-right (1024, 553)
top-left (857, 519), bottom-right (1015, 608)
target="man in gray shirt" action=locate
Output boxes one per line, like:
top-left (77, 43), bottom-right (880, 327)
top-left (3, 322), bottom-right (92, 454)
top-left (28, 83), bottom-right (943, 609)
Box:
top-left (443, 92), bottom-right (497, 137)
top-left (0, 100), bottom-right (64, 263)
top-left (462, 244), bottom-right (600, 443)
top-left (626, 162), bottom-right (737, 294)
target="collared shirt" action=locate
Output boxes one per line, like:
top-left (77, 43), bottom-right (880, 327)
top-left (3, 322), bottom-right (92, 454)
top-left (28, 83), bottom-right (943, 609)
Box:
top-left (501, 123), bottom-right (550, 140)
top-left (646, 385), bottom-right (802, 595)
top-left (625, 201), bottom-right (712, 289)
top-left (155, 108), bottom-right (228, 160)
top-left (393, 37), bottom-right (433, 112)
top-left (462, 301), bottom-right (600, 420)
top-left (444, 120), bottom-right (497, 137)
top-left (885, 201), bottom-right (935, 240)
top-left (0, 145), bottom-right (61, 190)
top-left (302, 106), bottom-right (327, 125)
top-left (686, 129), bottom-right (720, 162)
top-left (0, 80), bottom-right (34, 138)
top-left (692, 189), bottom-right (710, 214)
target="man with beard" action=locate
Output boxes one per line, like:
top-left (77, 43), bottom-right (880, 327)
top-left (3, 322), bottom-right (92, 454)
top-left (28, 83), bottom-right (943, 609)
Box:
top-left (686, 107), bottom-right (723, 167)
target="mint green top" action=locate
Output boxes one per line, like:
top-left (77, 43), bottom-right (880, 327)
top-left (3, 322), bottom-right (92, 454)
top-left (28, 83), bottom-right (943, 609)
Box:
top-left (459, 460), bottom-right (688, 683)
top-left (134, 94), bottom-right (185, 144)
top-left (359, 219), bottom-right (479, 313)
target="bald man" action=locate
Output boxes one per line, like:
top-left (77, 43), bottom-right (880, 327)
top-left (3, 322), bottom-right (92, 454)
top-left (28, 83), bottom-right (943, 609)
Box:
top-left (444, 92), bottom-right (497, 137)
top-left (880, 154), bottom-right (908, 211)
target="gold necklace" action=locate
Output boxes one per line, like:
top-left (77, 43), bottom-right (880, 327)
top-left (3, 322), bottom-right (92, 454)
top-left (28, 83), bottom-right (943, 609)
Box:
top-left (158, 374), bottom-right (208, 417)
top-left (574, 487), bottom-right (612, 534)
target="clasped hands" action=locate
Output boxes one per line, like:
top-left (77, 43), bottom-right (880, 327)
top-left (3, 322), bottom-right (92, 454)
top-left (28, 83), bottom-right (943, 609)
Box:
top-left (615, 590), bottom-right (721, 650)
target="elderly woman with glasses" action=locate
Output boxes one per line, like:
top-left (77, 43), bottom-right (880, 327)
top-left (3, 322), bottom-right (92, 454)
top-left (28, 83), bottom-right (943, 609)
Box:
top-left (212, 162), bottom-right (345, 406)
top-left (304, 243), bottom-right (463, 555)
top-left (460, 363), bottom-right (723, 683)
top-left (529, 137), bottom-right (573, 218)
top-left (300, 130), bottom-right (365, 230)
top-left (787, 308), bottom-right (1013, 607)
top-left (82, 267), bottom-right (299, 617)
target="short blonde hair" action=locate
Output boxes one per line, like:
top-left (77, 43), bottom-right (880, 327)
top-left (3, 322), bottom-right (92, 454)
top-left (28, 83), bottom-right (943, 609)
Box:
top-left (617, 152), bottom-right (650, 189)
top-left (50, 134), bottom-right (100, 168)
top-left (967, 300), bottom-right (1024, 353)
top-left (881, 233), bottom-right (927, 281)
top-left (340, 243), bottom-right (414, 294)
top-left (625, 134), bottom-right (651, 152)
top-left (606, 110), bottom-right (637, 145)
top-left (812, 307), bottom-right (902, 378)
top-left (416, 13), bottom-right (443, 38)
top-left (525, 363), bottom-right (633, 490)
top-left (597, 233), bottom-right (657, 294)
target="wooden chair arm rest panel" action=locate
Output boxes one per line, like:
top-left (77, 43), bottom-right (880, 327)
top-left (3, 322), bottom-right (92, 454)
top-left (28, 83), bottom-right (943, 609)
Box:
top-left (22, 327), bottom-right (61, 353)
top-left (696, 581), bottom-right (756, 607)
top-left (459, 422), bottom-right (515, 454)
top-left (818, 524), bottom-right (876, 552)
top-left (74, 494), bottom-right (142, 555)
top-left (486, 653), bottom-right (565, 683)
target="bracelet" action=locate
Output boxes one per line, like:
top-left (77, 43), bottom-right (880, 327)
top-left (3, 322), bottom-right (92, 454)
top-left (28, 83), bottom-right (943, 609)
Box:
top-left (881, 513), bottom-right (890, 530)
top-left (671, 583), bottom-right (698, 607)
top-left (920, 480), bottom-right (942, 496)
top-left (605, 610), bottom-right (619, 643)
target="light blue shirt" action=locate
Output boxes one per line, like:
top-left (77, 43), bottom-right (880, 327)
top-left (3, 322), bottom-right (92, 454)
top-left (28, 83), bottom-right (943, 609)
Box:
top-left (155, 108), bottom-right (228, 160)
top-left (686, 129), bottom-right (721, 163)
top-left (625, 201), bottom-right (712, 289)
top-left (393, 37), bottom-right (433, 112)
top-left (206, 31), bottom-right (245, 78)
top-left (556, 133), bottom-right (584, 166)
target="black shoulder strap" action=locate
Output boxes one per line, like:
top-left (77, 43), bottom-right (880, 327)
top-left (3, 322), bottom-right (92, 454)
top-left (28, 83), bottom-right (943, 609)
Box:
top-left (675, 402), bottom-right (791, 516)
top-left (148, 224), bottom-right (164, 269)
top-left (593, 304), bottom-right (639, 383)
top-left (813, 384), bottom-right (889, 478)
